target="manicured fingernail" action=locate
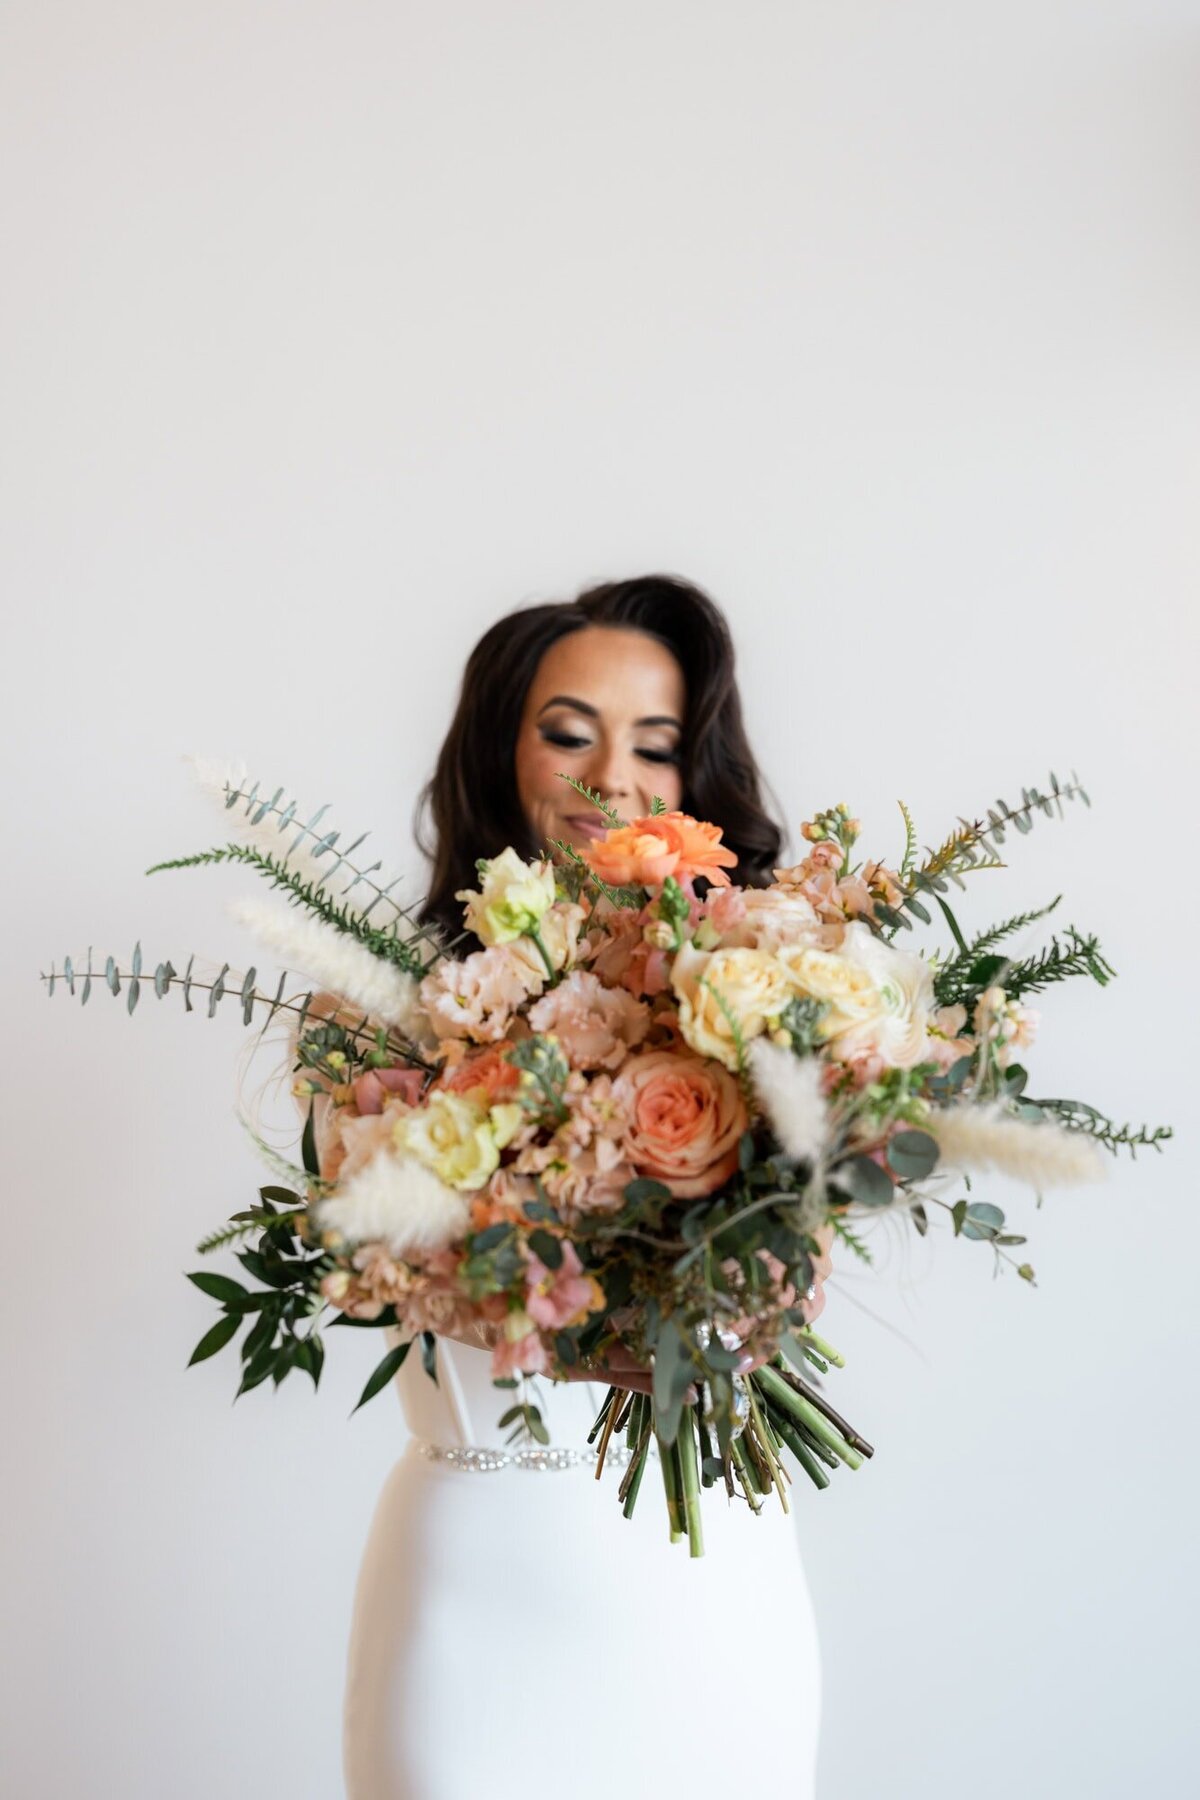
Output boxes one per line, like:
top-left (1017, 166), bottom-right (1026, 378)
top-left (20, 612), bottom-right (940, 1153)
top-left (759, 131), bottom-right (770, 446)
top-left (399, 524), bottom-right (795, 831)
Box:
top-left (736, 1353), bottom-right (754, 1374)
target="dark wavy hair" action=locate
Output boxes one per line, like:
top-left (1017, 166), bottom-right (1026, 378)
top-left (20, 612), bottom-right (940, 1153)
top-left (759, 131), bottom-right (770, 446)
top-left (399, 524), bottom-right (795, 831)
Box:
top-left (416, 574), bottom-right (784, 946)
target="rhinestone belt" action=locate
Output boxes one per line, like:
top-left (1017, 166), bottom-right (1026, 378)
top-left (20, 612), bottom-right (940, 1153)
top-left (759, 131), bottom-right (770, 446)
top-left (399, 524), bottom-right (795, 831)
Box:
top-left (413, 1437), bottom-right (658, 1474)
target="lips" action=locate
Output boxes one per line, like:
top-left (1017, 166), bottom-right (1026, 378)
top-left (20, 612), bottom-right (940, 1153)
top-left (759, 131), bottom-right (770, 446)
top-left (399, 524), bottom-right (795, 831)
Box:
top-left (563, 814), bottom-right (608, 843)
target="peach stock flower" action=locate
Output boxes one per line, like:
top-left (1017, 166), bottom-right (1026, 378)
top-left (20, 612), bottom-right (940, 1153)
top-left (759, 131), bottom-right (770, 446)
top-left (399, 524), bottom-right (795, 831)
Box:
top-left (613, 1048), bottom-right (746, 1199)
top-left (527, 970), bottom-right (650, 1070)
top-left (419, 941), bottom-right (544, 1043)
top-left (585, 810), bottom-right (738, 890)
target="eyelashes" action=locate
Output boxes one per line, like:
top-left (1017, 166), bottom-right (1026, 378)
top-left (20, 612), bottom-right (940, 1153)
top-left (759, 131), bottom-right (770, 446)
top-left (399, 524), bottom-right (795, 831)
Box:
top-left (539, 728), bottom-right (680, 766)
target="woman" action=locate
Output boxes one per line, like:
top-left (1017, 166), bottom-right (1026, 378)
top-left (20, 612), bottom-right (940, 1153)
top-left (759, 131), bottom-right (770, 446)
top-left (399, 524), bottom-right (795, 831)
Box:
top-left (330, 575), bottom-right (830, 1798)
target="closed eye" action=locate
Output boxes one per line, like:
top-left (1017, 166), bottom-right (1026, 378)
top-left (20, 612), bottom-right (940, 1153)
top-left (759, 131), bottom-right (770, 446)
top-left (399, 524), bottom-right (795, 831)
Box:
top-left (540, 728), bottom-right (592, 751)
top-left (638, 747), bottom-right (680, 764)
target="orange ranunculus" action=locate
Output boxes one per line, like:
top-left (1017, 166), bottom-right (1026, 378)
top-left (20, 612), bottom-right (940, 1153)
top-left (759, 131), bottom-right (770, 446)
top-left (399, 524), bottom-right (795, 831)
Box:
top-left (436, 1042), bottom-right (522, 1106)
top-left (584, 810), bottom-right (738, 890)
top-left (612, 1047), bottom-right (746, 1199)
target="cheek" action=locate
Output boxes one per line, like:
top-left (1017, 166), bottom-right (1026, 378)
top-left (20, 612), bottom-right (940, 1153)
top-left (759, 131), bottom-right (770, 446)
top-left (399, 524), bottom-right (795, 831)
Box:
top-left (649, 767), bottom-right (684, 811)
top-left (514, 736), bottom-right (563, 814)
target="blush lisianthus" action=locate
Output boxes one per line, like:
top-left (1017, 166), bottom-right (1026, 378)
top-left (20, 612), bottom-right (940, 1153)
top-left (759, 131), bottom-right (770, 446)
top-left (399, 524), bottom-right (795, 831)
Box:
top-left (585, 810), bottom-right (738, 891)
top-left (613, 1047), bottom-right (746, 1199)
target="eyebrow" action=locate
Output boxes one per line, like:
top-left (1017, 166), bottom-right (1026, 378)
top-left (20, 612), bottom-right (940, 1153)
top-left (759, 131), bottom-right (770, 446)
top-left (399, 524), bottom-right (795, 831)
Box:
top-left (537, 694), bottom-right (682, 729)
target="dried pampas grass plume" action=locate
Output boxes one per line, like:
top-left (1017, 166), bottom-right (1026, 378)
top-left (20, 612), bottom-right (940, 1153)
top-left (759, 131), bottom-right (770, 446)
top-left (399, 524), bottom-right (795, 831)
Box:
top-left (748, 1040), bottom-right (829, 1163)
top-left (929, 1103), bottom-right (1107, 1189)
top-left (228, 896), bottom-right (424, 1038)
top-left (317, 1148), bottom-right (470, 1257)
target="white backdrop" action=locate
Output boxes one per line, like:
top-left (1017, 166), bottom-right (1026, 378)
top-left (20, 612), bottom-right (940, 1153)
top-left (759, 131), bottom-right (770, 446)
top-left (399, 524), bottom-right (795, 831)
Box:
top-left (2, 4), bottom-right (1196, 1795)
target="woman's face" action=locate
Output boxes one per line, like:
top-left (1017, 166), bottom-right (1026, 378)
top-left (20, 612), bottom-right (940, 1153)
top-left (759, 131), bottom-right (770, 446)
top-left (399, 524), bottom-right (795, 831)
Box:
top-left (514, 625), bottom-right (686, 856)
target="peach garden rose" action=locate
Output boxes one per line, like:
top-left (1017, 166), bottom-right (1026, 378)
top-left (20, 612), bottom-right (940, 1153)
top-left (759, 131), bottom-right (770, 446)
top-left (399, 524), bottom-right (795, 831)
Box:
top-left (613, 1047), bottom-right (747, 1199)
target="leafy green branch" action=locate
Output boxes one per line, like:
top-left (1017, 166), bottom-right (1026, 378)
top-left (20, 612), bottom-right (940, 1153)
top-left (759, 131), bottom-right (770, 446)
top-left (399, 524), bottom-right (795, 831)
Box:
top-left (146, 842), bottom-right (434, 977)
top-left (915, 772), bottom-right (1089, 890)
top-left (40, 946), bottom-right (428, 1067)
top-left (933, 897), bottom-right (1063, 1005)
top-left (215, 777), bottom-right (420, 932)
top-left (556, 774), bottom-right (627, 828)
top-left (1022, 1097), bottom-right (1173, 1157)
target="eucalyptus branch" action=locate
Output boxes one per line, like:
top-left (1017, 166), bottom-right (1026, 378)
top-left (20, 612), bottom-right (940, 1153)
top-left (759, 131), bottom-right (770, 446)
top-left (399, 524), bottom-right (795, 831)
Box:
top-left (41, 951), bottom-right (433, 1067)
top-left (216, 778), bottom-right (420, 931)
top-left (914, 772), bottom-right (1089, 892)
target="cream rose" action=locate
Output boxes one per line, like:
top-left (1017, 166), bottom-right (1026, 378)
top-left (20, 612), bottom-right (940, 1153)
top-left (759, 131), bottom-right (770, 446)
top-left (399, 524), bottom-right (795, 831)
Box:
top-left (774, 938), bottom-right (885, 1040)
top-left (825, 921), bottom-right (936, 1069)
top-left (457, 848), bottom-right (557, 947)
top-left (613, 1048), bottom-right (747, 1199)
top-left (671, 942), bottom-right (793, 1070)
top-left (394, 1089), bottom-right (512, 1191)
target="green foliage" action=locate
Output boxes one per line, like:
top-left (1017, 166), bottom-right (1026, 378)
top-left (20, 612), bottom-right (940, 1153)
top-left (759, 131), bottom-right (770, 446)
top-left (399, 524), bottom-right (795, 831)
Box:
top-left (505, 1035), bottom-right (571, 1126)
top-left (555, 774), bottom-right (627, 828)
top-left (830, 1216), bottom-right (874, 1264)
top-left (776, 996), bottom-right (829, 1056)
top-left (933, 896), bottom-right (1063, 1005)
top-left (146, 841), bottom-right (433, 977)
top-left (185, 1188), bottom-right (337, 1399)
top-left (1000, 927), bottom-right (1115, 1000)
top-left (1023, 1096), bottom-right (1174, 1157)
top-left (896, 799), bottom-right (918, 884)
top-left (917, 772), bottom-right (1089, 887)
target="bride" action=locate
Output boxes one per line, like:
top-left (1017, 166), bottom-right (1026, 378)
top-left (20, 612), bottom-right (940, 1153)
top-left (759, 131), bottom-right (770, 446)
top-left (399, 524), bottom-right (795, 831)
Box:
top-left (302, 574), bottom-right (831, 1798)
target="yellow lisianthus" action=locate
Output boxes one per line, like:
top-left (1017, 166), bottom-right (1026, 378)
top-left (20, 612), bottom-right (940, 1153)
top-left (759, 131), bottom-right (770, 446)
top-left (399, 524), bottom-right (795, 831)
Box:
top-left (394, 1090), bottom-right (506, 1191)
top-left (456, 849), bottom-right (557, 947)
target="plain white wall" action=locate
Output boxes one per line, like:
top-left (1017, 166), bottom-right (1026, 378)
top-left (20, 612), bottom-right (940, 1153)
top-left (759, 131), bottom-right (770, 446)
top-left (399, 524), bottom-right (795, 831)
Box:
top-left (3, 3), bottom-right (1196, 1795)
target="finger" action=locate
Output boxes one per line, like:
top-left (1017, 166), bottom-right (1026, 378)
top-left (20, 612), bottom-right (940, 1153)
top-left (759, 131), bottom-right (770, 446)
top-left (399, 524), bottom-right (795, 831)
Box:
top-left (800, 1284), bottom-right (827, 1325)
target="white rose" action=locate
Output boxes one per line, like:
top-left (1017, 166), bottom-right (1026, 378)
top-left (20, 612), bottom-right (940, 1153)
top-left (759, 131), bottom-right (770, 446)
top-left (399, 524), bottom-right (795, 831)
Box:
top-left (457, 849), bottom-right (557, 947)
top-left (830, 921), bottom-right (936, 1069)
top-left (775, 936), bottom-right (886, 1039)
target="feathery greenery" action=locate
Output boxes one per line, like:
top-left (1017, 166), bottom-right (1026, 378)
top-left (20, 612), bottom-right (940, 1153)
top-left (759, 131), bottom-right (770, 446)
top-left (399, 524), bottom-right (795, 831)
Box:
top-left (933, 896), bottom-right (1064, 1005)
top-left (146, 840), bottom-right (434, 976)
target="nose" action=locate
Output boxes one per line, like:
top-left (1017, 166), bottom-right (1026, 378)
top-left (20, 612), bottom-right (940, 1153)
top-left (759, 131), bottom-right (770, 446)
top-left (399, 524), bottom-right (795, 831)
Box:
top-left (581, 741), bottom-right (634, 809)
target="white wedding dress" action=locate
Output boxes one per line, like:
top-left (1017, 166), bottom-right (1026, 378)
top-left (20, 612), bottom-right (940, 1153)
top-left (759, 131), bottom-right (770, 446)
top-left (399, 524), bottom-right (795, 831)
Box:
top-left (342, 1330), bottom-right (823, 1798)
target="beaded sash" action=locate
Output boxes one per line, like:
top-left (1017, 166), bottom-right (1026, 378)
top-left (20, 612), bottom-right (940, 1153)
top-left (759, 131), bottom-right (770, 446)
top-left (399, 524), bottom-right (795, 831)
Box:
top-left (413, 1437), bottom-right (658, 1474)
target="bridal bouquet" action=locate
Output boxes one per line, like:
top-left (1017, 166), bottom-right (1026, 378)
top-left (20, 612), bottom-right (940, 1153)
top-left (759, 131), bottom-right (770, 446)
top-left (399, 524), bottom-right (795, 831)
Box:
top-left (43, 766), bottom-right (1171, 1556)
